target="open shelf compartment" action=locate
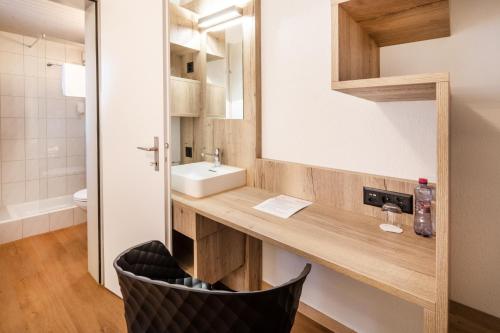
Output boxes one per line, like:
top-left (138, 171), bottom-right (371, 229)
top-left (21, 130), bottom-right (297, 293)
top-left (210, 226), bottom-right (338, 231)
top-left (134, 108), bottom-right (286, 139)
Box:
top-left (331, 0), bottom-right (450, 102)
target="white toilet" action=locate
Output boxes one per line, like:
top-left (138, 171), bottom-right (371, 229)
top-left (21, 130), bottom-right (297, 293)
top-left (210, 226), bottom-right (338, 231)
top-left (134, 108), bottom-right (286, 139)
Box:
top-left (73, 189), bottom-right (87, 210)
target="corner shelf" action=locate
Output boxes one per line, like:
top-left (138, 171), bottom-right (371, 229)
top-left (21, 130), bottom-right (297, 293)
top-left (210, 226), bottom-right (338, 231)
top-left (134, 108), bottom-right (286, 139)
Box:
top-left (331, 0), bottom-right (450, 102)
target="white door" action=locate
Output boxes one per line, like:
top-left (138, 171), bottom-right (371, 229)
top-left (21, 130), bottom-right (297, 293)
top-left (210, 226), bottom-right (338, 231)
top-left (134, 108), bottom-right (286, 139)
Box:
top-left (98, 0), bottom-right (170, 295)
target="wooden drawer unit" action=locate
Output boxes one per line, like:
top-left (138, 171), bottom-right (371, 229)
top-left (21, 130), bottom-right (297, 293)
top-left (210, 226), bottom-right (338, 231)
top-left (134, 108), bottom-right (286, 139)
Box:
top-left (173, 202), bottom-right (221, 240)
top-left (172, 201), bottom-right (245, 283)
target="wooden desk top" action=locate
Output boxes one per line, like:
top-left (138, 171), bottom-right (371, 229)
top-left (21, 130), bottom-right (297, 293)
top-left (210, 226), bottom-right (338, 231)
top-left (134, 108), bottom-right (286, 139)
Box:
top-left (172, 186), bottom-right (436, 309)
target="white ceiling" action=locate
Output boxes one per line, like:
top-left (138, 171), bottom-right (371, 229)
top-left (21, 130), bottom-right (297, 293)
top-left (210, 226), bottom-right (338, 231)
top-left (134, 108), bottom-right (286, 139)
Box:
top-left (0, 0), bottom-right (85, 43)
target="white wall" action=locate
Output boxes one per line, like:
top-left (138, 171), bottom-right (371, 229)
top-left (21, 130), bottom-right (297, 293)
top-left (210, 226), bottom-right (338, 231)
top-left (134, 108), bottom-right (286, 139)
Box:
top-left (381, 0), bottom-right (500, 319)
top-left (0, 31), bottom-right (86, 205)
top-left (261, 0), bottom-right (500, 331)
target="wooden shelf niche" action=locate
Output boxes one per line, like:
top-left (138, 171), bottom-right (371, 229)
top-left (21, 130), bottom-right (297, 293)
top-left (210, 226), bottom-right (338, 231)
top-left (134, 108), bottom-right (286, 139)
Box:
top-left (332, 0), bottom-right (450, 102)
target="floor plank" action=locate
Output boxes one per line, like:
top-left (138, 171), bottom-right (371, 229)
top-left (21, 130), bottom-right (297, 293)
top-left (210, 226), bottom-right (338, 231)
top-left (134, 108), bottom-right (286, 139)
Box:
top-left (0, 224), bottom-right (326, 333)
top-left (0, 224), bottom-right (126, 333)
top-left (1, 224), bottom-right (497, 333)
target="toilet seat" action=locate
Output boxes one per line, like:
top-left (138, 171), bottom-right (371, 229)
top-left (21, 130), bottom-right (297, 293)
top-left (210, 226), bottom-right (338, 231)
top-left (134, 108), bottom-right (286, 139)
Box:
top-left (73, 189), bottom-right (87, 203)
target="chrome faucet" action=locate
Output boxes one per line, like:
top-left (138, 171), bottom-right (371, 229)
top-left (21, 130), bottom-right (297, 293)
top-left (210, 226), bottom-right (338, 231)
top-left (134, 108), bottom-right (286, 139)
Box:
top-left (201, 148), bottom-right (222, 167)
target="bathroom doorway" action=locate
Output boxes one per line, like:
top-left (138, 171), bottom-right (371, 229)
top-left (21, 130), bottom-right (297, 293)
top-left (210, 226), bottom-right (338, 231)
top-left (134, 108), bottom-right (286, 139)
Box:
top-left (0, 0), bottom-right (101, 282)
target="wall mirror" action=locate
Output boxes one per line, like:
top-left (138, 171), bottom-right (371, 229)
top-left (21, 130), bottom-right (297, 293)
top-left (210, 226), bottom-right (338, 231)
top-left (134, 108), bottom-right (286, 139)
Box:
top-left (205, 23), bottom-right (244, 119)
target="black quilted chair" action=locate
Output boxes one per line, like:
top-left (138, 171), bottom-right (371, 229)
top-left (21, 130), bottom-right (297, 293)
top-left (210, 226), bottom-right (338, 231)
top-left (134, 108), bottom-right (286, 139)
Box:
top-left (114, 240), bottom-right (311, 333)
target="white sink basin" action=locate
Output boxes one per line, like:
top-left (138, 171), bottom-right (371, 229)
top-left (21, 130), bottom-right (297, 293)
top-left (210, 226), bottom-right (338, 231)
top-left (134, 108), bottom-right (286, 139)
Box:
top-left (171, 162), bottom-right (246, 198)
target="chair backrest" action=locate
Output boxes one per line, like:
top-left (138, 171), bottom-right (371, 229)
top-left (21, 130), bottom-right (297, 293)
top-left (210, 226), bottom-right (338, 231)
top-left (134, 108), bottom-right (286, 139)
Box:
top-left (114, 241), bottom-right (311, 333)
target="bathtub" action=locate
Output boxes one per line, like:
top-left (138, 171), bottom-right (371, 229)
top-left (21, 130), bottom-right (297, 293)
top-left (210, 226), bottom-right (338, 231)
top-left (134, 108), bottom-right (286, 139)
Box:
top-left (0, 195), bottom-right (87, 245)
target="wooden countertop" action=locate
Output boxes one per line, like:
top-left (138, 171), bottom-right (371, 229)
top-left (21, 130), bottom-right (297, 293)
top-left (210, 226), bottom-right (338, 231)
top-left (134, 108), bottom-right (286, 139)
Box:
top-left (172, 186), bottom-right (436, 309)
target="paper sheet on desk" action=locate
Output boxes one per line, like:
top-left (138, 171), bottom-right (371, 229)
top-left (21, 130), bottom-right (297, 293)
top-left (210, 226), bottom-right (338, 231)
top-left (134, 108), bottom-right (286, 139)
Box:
top-left (253, 195), bottom-right (312, 219)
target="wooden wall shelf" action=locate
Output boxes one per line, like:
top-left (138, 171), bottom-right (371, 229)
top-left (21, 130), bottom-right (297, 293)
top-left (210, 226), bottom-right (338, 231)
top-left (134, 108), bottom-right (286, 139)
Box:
top-left (332, 72), bottom-right (449, 102)
top-left (331, 0), bottom-right (450, 102)
top-left (170, 42), bottom-right (199, 56)
top-left (340, 0), bottom-right (450, 47)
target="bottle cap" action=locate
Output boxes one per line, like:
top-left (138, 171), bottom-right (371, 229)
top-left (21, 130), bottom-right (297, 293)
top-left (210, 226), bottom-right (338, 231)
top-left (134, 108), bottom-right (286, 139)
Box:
top-left (418, 178), bottom-right (428, 185)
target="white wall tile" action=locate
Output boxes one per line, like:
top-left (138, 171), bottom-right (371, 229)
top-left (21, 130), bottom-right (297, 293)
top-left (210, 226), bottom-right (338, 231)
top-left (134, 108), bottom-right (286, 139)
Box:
top-left (37, 98), bottom-right (46, 117)
top-left (25, 118), bottom-right (39, 139)
top-left (47, 175), bottom-right (66, 196)
top-left (37, 58), bottom-right (46, 78)
top-left (26, 159), bottom-right (40, 180)
top-left (24, 56), bottom-right (38, 77)
top-left (46, 79), bottom-right (63, 98)
top-left (25, 139), bottom-right (39, 159)
top-left (25, 97), bottom-right (38, 118)
top-left (46, 62), bottom-right (62, 79)
top-left (1, 118), bottom-right (25, 139)
top-left (47, 138), bottom-right (67, 158)
top-left (23, 37), bottom-right (45, 58)
top-left (46, 98), bottom-right (66, 118)
top-left (2, 181), bottom-right (25, 204)
top-left (0, 52), bottom-right (23, 75)
top-left (46, 41), bottom-right (66, 61)
top-left (49, 208), bottom-right (74, 231)
top-left (2, 139), bottom-right (25, 161)
top-left (66, 118), bottom-right (84, 138)
top-left (22, 214), bottom-right (49, 238)
top-left (47, 118), bottom-right (66, 138)
top-left (39, 158), bottom-right (48, 178)
top-left (0, 75), bottom-right (24, 96)
top-left (39, 178), bottom-right (48, 199)
top-left (48, 157), bottom-right (66, 177)
top-left (37, 78), bottom-right (46, 98)
top-left (0, 96), bottom-right (24, 117)
top-left (0, 33), bottom-right (85, 206)
top-left (24, 77), bottom-right (38, 97)
top-left (67, 137), bottom-right (85, 156)
top-left (2, 161), bottom-right (26, 183)
top-left (0, 32), bottom-right (23, 54)
top-left (65, 98), bottom-right (85, 118)
top-left (0, 220), bottom-right (22, 244)
top-left (67, 156), bottom-right (84, 175)
top-left (26, 179), bottom-right (40, 201)
top-left (74, 207), bottom-right (87, 224)
top-left (38, 118), bottom-right (47, 138)
top-left (38, 139), bottom-right (48, 159)
top-left (67, 174), bottom-right (85, 194)
top-left (66, 45), bottom-right (84, 64)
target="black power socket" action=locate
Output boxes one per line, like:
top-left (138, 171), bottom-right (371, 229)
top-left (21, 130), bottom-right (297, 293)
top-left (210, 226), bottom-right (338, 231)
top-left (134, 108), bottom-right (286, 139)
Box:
top-left (363, 187), bottom-right (413, 214)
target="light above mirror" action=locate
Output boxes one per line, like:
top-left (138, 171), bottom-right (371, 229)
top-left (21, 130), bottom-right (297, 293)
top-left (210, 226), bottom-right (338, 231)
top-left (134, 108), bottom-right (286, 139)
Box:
top-left (198, 5), bottom-right (243, 29)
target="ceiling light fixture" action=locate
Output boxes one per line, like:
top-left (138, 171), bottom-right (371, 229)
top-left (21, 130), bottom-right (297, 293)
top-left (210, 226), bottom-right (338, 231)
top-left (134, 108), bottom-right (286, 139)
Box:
top-left (198, 5), bottom-right (243, 29)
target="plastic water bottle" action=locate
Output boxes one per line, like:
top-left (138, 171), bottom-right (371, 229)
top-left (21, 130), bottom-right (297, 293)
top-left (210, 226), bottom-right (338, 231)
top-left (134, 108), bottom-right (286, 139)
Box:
top-left (414, 178), bottom-right (433, 237)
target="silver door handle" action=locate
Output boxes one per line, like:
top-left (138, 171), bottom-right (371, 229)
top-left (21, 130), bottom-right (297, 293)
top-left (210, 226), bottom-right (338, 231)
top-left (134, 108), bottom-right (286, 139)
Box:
top-left (137, 146), bottom-right (158, 152)
top-left (137, 137), bottom-right (160, 171)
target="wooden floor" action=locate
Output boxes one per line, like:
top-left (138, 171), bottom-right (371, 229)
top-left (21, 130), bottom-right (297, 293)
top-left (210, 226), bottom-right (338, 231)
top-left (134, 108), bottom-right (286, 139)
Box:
top-left (0, 224), bottom-right (125, 333)
top-left (1, 224), bottom-right (498, 333)
top-left (0, 224), bottom-right (328, 333)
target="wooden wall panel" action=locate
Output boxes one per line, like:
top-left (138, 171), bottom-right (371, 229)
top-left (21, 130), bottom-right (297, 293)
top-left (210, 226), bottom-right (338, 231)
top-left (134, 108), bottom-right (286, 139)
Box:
top-left (169, 2), bottom-right (200, 51)
top-left (255, 158), bottom-right (419, 227)
top-left (435, 81), bottom-right (450, 333)
top-left (337, 6), bottom-right (380, 81)
top-left (341, 0), bottom-right (450, 47)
